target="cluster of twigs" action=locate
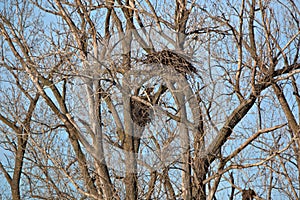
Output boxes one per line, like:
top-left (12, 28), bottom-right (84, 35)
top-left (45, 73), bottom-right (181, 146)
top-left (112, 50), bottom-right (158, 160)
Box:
top-left (130, 50), bottom-right (197, 126)
top-left (141, 50), bottom-right (197, 75)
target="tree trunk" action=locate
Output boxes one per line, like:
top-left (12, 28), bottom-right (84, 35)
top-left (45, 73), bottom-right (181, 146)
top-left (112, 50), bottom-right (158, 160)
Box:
top-left (11, 127), bottom-right (30, 200)
top-left (194, 158), bottom-right (209, 200)
top-left (67, 129), bottom-right (99, 197)
top-left (124, 136), bottom-right (139, 200)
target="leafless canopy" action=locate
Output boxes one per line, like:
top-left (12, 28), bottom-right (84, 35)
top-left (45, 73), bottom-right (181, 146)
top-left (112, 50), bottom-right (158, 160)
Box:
top-left (0, 0), bottom-right (300, 200)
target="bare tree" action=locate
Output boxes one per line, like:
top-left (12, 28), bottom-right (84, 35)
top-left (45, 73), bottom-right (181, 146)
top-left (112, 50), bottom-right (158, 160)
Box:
top-left (0, 0), bottom-right (300, 199)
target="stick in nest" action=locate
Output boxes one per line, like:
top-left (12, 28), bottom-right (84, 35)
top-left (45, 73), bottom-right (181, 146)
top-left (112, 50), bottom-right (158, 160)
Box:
top-left (141, 50), bottom-right (198, 76)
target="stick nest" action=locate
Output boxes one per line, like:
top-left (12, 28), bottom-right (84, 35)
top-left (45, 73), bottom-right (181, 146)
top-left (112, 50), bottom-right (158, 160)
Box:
top-left (130, 96), bottom-right (152, 127)
top-left (141, 50), bottom-right (197, 75)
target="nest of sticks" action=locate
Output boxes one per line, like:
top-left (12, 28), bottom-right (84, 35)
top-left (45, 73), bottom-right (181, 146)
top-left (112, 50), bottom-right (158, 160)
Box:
top-left (130, 86), bottom-right (167, 127)
top-left (130, 95), bottom-right (152, 127)
top-left (141, 50), bottom-right (197, 75)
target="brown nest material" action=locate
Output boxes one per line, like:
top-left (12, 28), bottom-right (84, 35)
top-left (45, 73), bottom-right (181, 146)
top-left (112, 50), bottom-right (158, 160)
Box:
top-left (130, 86), bottom-right (167, 127)
top-left (130, 96), bottom-right (152, 127)
top-left (141, 50), bottom-right (197, 75)
top-left (242, 189), bottom-right (256, 200)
